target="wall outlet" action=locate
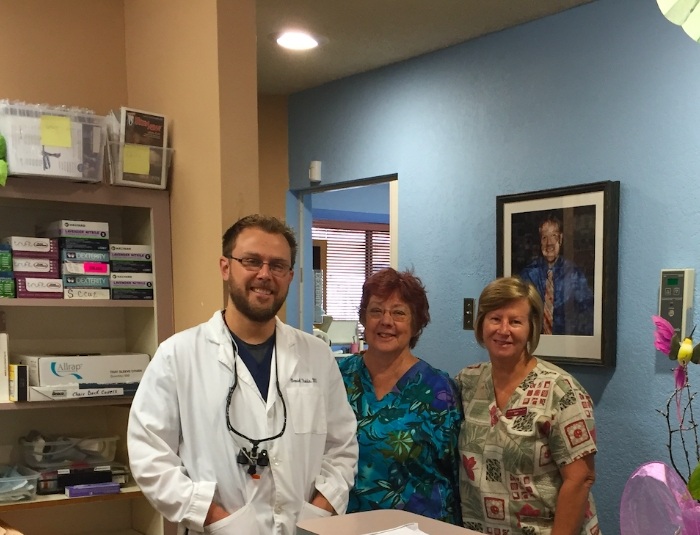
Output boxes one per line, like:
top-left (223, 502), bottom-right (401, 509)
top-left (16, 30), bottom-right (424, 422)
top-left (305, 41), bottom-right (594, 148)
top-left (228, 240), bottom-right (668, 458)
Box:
top-left (463, 298), bottom-right (474, 330)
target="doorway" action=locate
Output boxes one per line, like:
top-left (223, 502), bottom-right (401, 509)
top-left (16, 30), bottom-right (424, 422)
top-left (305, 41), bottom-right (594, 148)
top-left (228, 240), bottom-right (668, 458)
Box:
top-left (290, 175), bottom-right (398, 332)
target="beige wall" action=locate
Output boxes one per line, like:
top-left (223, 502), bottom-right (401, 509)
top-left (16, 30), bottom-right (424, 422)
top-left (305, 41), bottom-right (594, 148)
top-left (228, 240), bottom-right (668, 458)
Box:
top-left (124, 0), bottom-right (259, 331)
top-left (0, 0), bottom-right (127, 112)
top-left (258, 95), bottom-right (288, 220)
top-left (258, 94), bottom-right (290, 319)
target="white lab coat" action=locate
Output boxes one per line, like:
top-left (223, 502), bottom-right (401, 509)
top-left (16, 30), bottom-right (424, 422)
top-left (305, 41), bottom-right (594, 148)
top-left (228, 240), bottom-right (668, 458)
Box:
top-left (127, 312), bottom-right (358, 535)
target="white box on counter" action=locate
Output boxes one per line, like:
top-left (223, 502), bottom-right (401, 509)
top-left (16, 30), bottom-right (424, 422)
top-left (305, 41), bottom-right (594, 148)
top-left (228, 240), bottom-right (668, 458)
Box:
top-left (12, 353), bottom-right (150, 387)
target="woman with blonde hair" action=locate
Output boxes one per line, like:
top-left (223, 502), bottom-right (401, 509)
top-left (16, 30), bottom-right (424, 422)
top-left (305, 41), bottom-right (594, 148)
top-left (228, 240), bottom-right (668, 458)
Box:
top-left (456, 277), bottom-right (600, 535)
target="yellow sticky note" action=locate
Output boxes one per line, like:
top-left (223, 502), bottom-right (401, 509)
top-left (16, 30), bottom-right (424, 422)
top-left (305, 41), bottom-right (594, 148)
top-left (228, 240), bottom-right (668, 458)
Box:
top-left (40, 115), bottom-right (72, 148)
top-left (123, 144), bottom-right (151, 175)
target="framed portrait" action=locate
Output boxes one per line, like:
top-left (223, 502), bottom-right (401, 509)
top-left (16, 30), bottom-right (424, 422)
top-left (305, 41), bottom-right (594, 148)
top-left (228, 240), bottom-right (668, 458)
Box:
top-left (496, 181), bottom-right (620, 367)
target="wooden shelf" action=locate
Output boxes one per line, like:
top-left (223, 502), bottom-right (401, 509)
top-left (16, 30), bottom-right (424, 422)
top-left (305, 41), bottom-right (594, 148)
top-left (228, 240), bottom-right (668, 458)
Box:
top-left (0, 486), bottom-right (143, 512)
top-left (0, 299), bottom-right (153, 308)
top-left (0, 397), bottom-right (133, 411)
top-left (0, 176), bottom-right (168, 209)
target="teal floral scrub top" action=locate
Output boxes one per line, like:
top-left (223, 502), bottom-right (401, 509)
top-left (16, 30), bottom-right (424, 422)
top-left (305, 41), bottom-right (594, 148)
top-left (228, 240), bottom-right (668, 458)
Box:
top-left (455, 359), bottom-right (600, 535)
top-left (338, 355), bottom-right (463, 525)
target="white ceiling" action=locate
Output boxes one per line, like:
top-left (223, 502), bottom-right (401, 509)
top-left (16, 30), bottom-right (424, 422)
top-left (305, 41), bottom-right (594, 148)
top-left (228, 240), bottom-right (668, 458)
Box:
top-left (256, 0), bottom-right (594, 95)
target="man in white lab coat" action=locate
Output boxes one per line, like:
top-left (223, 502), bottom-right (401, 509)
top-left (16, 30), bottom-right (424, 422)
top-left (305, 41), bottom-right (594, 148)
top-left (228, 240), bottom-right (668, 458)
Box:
top-left (127, 214), bottom-right (359, 535)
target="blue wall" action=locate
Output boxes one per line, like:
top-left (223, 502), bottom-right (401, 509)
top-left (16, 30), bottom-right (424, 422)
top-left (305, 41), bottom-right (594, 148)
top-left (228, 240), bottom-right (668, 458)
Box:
top-left (288, 0), bottom-right (700, 532)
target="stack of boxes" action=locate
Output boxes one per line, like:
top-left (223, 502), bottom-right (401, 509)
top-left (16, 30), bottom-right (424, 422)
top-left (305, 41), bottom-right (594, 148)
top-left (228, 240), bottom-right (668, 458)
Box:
top-left (109, 244), bottom-right (154, 300)
top-left (1, 237), bottom-right (61, 299)
top-left (0, 221), bottom-right (152, 301)
top-left (61, 249), bottom-right (112, 299)
top-left (36, 220), bottom-right (111, 300)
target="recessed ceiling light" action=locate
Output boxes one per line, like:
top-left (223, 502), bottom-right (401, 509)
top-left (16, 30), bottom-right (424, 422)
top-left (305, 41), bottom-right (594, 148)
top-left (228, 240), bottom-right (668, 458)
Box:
top-left (275, 31), bottom-right (320, 50)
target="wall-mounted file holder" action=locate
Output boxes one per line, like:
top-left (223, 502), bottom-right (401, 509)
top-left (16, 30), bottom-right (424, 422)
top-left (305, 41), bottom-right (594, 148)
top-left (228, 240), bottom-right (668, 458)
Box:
top-left (106, 141), bottom-right (173, 190)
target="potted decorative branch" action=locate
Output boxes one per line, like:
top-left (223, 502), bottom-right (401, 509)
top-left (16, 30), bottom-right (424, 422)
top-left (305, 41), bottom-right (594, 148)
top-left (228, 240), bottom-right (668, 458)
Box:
top-left (653, 316), bottom-right (700, 497)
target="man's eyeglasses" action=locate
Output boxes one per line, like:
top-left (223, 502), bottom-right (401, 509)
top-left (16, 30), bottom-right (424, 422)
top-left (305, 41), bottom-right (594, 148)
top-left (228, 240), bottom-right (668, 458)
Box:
top-left (228, 256), bottom-right (292, 277)
top-left (366, 307), bottom-right (410, 322)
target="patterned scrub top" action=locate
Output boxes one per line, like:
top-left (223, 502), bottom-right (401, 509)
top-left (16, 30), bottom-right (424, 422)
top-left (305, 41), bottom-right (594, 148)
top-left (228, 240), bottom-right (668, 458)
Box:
top-left (455, 359), bottom-right (600, 535)
top-left (338, 355), bottom-right (463, 525)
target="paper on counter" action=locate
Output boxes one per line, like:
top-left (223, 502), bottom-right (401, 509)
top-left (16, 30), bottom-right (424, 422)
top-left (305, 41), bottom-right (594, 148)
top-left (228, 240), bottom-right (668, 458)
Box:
top-left (361, 523), bottom-right (428, 535)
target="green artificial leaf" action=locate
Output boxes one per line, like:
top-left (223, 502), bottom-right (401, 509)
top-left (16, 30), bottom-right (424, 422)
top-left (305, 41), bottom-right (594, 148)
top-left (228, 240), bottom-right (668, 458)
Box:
top-left (688, 463), bottom-right (700, 500)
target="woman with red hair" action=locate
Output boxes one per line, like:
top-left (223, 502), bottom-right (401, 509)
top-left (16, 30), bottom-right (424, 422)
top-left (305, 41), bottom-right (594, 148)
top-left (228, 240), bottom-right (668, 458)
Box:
top-left (338, 268), bottom-right (462, 524)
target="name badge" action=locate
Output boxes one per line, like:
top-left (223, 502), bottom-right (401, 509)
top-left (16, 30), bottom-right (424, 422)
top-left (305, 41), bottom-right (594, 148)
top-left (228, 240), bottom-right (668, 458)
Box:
top-left (505, 407), bottom-right (528, 418)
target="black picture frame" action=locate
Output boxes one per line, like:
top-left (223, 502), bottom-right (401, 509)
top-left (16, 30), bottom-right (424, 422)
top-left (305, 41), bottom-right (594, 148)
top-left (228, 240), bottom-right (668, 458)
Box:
top-left (496, 181), bottom-right (620, 367)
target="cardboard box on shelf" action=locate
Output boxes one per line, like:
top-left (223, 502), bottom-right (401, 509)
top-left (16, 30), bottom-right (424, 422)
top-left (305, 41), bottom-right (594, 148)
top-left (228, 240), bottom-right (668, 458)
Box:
top-left (1, 236), bottom-right (58, 258)
top-left (109, 244), bottom-right (153, 273)
top-left (13, 257), bottom-right (59, 278)
top-left (0, 276), bottom-right (14, 299)
top-left (15, 277), bottom-right (63, 299)
top-left (9, 364), bottom-right (28, 402)
top-left (110, 272), bottom-right (153, 300)
top-left (12, 353), bottom-right (150, 387)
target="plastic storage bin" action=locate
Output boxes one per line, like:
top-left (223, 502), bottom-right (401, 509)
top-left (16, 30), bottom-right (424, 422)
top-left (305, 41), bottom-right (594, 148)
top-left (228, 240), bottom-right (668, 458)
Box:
top-left (0, 465), bottom-right (39, 503)
top-left (0, 101), bottom-right (106, 182)
top-left (19, 435), bottom-right (119, 469)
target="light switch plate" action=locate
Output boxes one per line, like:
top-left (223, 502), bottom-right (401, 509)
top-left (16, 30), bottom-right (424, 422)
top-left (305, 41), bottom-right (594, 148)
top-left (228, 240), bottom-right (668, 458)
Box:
top-left (463, 298), bottom-right (474, 330)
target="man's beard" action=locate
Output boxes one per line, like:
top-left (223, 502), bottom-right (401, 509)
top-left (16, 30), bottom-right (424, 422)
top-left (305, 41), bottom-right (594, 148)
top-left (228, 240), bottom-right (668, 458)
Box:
top-left (228, 280), bottom-right (287, 323)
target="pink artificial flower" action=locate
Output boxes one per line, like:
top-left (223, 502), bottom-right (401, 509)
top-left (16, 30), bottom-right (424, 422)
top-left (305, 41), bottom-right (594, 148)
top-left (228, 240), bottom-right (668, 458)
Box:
top-left (653, 315), bottom-right (675, 355)
top-left (675, 364), bottom-right (688, 390)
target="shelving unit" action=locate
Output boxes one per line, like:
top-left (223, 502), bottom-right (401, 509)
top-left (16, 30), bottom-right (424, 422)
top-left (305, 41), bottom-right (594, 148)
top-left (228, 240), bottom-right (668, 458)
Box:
top-left (0, 176), bottom-right (174, 535)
